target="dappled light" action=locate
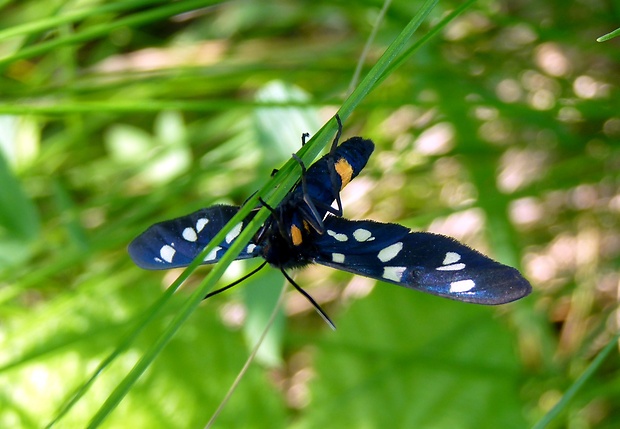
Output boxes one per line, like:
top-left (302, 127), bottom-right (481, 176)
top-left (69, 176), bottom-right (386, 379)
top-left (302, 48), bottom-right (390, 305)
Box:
top-left (0, 1), bottom-right (618, 428)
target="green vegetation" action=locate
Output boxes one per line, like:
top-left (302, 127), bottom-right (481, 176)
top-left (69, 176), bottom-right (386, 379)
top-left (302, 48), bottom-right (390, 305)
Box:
top-left (0, 1), bottom-right (618, 428)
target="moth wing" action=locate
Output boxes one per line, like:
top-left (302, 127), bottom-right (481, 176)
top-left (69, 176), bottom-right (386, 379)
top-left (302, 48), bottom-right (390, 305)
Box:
top-left (128, 205), bottom-right (260, 270)
top-left (313, 216), bottom-right (531, 305)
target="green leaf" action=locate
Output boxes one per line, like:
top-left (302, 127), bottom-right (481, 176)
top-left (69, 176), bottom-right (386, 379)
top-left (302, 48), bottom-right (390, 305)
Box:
top-left (298, 288), bottom-right (528, 429)
top-left (597, 27), bottom-right (620, 42)
top-left (0, 139), bottom-right (39, 267)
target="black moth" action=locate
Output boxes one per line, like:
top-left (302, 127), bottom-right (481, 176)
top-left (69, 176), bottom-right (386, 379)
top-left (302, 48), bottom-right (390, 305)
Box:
top-left (129, 116), bottom-right (531, 327)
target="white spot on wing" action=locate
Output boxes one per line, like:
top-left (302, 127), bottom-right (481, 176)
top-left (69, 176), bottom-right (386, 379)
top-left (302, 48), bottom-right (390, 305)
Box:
top-left (443, 252), bottom-right (461, 265)
top-left (327, 229), bottom-right (348, 242)
top-left (160, 245), bottom-right (176, 263)
top-left (382, 266), bottom-right (406, 282)
top-left (353, 228), bottom-right (374, 242)
top-left (196, 218), bottom-right (208, 232)
top-left (204, 246), bottom-right (222, 262)
top-left (450, 279), bottom-right (475, 293)
top-left (437, 251), bottom-right (466, 271)
top-left (377, 242), bottom-right (403, 262)
top-left (332, 253), bottom-right (345, 263)
top-left (182, 227), bottom-right (198, 242)
top-left (437, 263), bottom-right (466, 271)
top-left (225, 222), bottom-right (243, 243)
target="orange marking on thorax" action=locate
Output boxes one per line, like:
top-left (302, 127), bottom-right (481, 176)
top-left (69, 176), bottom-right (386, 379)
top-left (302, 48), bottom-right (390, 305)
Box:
top-left (335, 159), bottom-right (354, 189)
top-left (291, 224), bottom-right (303, 246)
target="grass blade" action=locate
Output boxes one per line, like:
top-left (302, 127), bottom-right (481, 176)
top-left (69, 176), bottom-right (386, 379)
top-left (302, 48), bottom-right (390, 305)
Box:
top-left (532, 333), bottom-right (620, 429)
top-left (81, 1), bottom-right (442, 426)
top-left (0, 0), bottom-right (219, 67)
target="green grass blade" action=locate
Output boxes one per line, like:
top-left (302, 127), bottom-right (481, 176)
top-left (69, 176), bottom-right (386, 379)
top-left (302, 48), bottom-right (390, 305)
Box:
top-left (336, 0), bottom-right (438, 125)
top-left (0, 148), bottom-right (39, 242)
top-left (0, 100), bottom-right (304, 116)
top-left (0, 0), bottom-right (219, 67)
top-left (532, 333), bottom-right (620, 429)
top-left (83, 119), bottom-right (330, 429)
top-left (44, 285), bottom-right (185, 428)
top-left (205, 282), bottom-right (288, 428)
top-left (0, 0), bottom-right (168, 41)
top-left (348, 0), bottom-right (393, 94)
top-left (82, 1), bottom-right (442, 426)
top-left (597, 27), bottom-right (620, 42)
top-left (376, 0), bottom-right (477, 91)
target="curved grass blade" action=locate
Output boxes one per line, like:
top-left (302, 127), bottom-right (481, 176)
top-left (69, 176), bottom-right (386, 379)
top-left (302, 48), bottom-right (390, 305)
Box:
top-left (532, 332), bottom-right (620, 429)
top-left (597, 27), bottom-right (620, 42)
top-left (0, 0), bottom-right (168, 41)
top-left (0, 0), bottom-right (219, 67)
top-left (81, 1), bottom-right (442, 426)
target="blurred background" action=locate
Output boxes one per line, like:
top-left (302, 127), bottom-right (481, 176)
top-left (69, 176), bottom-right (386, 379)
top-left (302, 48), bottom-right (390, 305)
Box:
top-left (0, 0), bottom-right (618, 428)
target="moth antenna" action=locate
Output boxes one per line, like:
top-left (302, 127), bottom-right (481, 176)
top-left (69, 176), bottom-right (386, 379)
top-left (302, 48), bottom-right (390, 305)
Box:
top-left (203, 261), bottom-right (268, 300)
top-left (281, 268), bottom-right (336, 330)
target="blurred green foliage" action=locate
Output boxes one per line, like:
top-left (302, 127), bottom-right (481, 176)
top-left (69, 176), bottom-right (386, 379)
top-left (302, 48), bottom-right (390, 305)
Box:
top-left (0, 0), bottom-right (618, 428)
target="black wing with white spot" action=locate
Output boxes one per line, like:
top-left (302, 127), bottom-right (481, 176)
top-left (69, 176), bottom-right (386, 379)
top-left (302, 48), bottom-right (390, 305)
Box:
top-left (128, 205), bottom-right (260, 270)
top-left (312, 216), bottom-right (532, 305)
